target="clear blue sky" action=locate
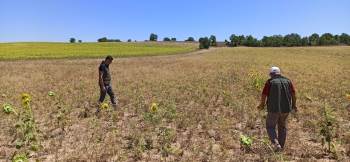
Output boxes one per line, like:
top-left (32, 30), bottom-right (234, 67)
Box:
top-left (1, 0), bottom-right (349, 42)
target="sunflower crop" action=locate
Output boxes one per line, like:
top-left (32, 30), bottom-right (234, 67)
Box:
top-left (21, 93), bottom-right (31, 108)
top-left (150, 103), bottom-right (158, 113)
top-left (21, 93), bottom-right (31, 101)
top-left (100, 103), bottom-right (109, 110)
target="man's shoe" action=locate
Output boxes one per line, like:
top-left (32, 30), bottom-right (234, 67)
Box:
top-left (274, 143), bottom-right (282, 152)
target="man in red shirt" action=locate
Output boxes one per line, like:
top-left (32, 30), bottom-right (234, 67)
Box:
top-left (257, 67), bottom-right (297, 151)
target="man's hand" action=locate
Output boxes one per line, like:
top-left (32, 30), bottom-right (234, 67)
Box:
top-left (292, 106), bottom-right (298, 112)
top-left (257, 94), bottom-right (267, 110)
top-left (100, 86), bottom-right (106, 93)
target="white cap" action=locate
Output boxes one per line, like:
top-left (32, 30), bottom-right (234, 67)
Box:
top-left (270, 66), bottom-right (281, 75)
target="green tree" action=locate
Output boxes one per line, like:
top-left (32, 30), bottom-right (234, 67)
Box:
top-left (229, 34), bottom-right (240, 47)
top-left (149, 33), bottom-right (158, 41)
top-left (339, 33), bottom-right (350, 45)
top-left (127, 39), bottom-right (132, 42)
top-left (309, 33), bottom-right (320, 46)
top-left (185, 37), bottom-right (195, 42)
top-left (283, 33), bottom-right (302, 46)
top-left (319, 33), bottom-right (336, 45)
top-left (199, 37), bottom-right (210, 49)
top-left (224, 39), bottom-right (230, 46)
top-left (163, 37), bottom-right (171, 41)
top-left (97, 37), bottom-right (108, 42)
top-left (238, 35), bottom-right (246, 46)
top-left (78, 40), bottom-right (82, 43)
top-left (301, 37), bottom-right (309, 46)
top-left (69, 38), bottom-right (76, 43)
top-left (171, 38), bottom-right (176, 41)
top-left (244, 35), bottom-right (258, 47)
top-left (262, 35), bottom-right (283, 47)
top-left (209, 35), bottom-right (217, 46)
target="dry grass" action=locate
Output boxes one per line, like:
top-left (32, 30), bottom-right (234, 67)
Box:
top-left (0, 46), bottom-right (349, 161)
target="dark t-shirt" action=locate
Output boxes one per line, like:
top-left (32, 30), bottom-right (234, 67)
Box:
top-left (99, 61), bottom-right (111, 84)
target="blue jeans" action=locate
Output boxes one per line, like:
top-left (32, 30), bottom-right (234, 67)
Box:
top-left (266, 112), bottom-right (289, 148)
top-left (99, 84), bottom-right (117, 105)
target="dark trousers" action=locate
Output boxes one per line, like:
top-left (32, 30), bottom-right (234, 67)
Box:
top-left (99, 84), bottom-right (117, 105)
top-left (266, 112), bottom-right (289, 148)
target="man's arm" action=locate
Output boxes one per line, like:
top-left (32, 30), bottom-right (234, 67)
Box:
top-left (99, 70), bottom-right (105, 91)
top-left (258, 94), bottom-right (267, 110)
top-left (292, 91), bottom-right (297, 112)
top-left (258, 81), bottom-right (270, 110)
top-left (290, 81), bottom-right (297, 111)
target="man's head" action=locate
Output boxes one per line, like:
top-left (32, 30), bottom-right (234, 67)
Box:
top-left (269, 66), bottom-right (281, 77)
top-left (105, 55), bottom-right (113, 65)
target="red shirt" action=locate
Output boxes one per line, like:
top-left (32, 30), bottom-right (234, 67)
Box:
top-left (262, 79), bottom-right (295, 96)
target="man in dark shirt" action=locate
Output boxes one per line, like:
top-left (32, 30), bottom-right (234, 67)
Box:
top-left (97, 55), bottom-right (117, 113)
top-left (257, 66), bottom-right (297, 151)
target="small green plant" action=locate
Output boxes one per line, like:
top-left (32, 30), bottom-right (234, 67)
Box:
top-left (48, 91), bottom-right (55, 96)
top-left (248, 71), bottom-right (265, 91)
top-left (161, 102), bottom-right (177, 122)
top-left (240, 134), bottom-right (253, 152)
top-left (158, 127), bottom-right (176, 157)
top-left (12, 153), bottom-right (29, 162)
top-left (319, 103), bottom-right (337, 154)
top-left (3, 103), bottom-right (18, 115)
top-left (143, 102), bottom-right (161, 125)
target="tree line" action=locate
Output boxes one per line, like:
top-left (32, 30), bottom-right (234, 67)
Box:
top-left (69, 33), bottom-right (350, 49)
top-left (199, 33), bottom-right (350, 49)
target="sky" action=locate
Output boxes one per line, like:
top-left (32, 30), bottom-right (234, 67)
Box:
top-left (0, 0), bottom-right (349, 42)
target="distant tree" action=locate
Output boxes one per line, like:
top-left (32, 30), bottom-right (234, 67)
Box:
top-left (199, 37), bottom-right (210, 49)
top-left (209, 35), bottom-right (217, 46)
top-left (163, 37), bottom-right (171, 41)
top-left (238, 35), bottom-right (245, 46)
top-left (334, 34), bottom-right (340, 44)
top-left (97, 37), bottom-right (122, 42)
top-left (171, 38), bottom-right (177, 41)
top-left (301, 37), bottom-right (309, 46)
top-left (127, 39), bottom-right (132, 42)
top-left (224, 39), bottom-right (230, 46)
top-left (185, 37), bottom-right (195, 42)
top-left (98, 37), bottom-right (108, 42)
top-left (229, 34), bottom-right (240, 47)
top-left (70, 38), bottom-right (76, 43)
top-left (244, 35), bottom-right (259, 47)
top-left (149, 33), bottom-right (158, 41)
top-left (283, 33), bottom-right (301, 46)
top-left (309, 33), bottom-right (320, 46)
top-left (262, 35), bottom-right (283, 47)
top-left (339, 33), bottom-right (350, 45)
top-left (319, 33), bottom-right (336, 45)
